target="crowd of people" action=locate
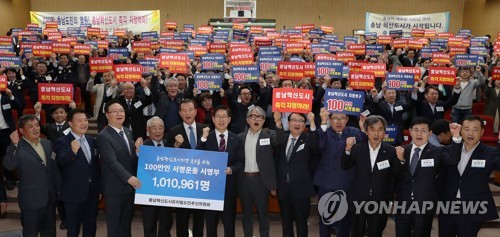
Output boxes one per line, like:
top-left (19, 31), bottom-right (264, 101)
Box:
top-left (0, 21), bottom-right (500, 237)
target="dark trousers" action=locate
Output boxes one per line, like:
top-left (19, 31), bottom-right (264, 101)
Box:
top-left (451, 108), bottom-right (472, 123)
top-left (350, 210), bottom-right (388, 237)
top-left (20, 202), bottom-right (57, 237)
top-left (239, 175), bottom-right (270, 237)
top-left (278, 183), bottom-right (311, 237)
top-left (176, 208), bottom-right (204, 237)
top-left (64, 192), bottom-right (99, 237)
top-left (317, 187), bottom-right (350, 237)
top-left (56, 201), bottom-right (66, 225)
top-left (104, 193), bottom-right (135, 237)
top-left (142, 205), bottom-right (173, 237)
top-left (438, 215), bottom-right (483, 237)
top-left (0, 129), bottom-right (15, 185)
top-left (78, 83), bottom-right (93, 117)
top-left (205, 185), bottom-right (237, 237)
top-left (395, 213), bottom-right (433, 237)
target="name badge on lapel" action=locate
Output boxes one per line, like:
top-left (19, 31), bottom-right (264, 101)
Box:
top-left (420, 159), bottom-right (434, 167)
top-left (471, 160), bottom-right (486, 168)
top-left (377, 160), bottom-right (390, 170)
top-left (2, 104), bottom-right (11, 110)
top-left (259, 138), bottom-right (270, 146)
top-left (63, 128), bottom-right (71, 135)
top-left (435, 106), bottom-right (444, 112)
top-left (296, 143), bottom-right (305, 152)
top-left (134, 101), bottom-right (142, 108)
top-left (395, 105), bottom-right (403, 111)
top-left (51, 152), bottom-right (57, 160)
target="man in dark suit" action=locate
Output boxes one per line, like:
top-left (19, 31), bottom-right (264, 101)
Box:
top-left (167, 99), bottom-right (208, 237)
top-left (238, 106), bottom-right (284, 237)
top-left (97, 99), bottom-right (141, 237)
top-left (54, 109), bottom-right (100, 237)
top-left (135, 116), bottom-right (173, 237)
top-left (398, 49), bottom-right (419, 67)
top-left (197, 105), bottom-right (244, 237)
top-left (315, 108), bottom-right (367, 237)
top-left (0, 176), bottom-right (6, 215)
top-left (71, 54), bottom-right (92, 116)
top-left (114, 81), bottom-right (152, 140)
top-left (415, 81), bottom-right (461, 125)
top-left (275, 112), bottom-right (318, 237)
top-left (438, 116), bottom-right (500, 237)
top-left (150, 75), bottom-right (182, 132)
top-left (342, 115), bottom-right (405, 237)
top-left (394, 117), bottom-right (451, 237)
top-left (3, 114), bottom-right (61, 237)
top-left (0, 88), bottom-right (21, 191)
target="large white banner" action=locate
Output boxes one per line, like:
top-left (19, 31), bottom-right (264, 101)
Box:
top-left (366, 12), bottom-right (450, 37)
top-left (30, 10), bottom-right (160, 34)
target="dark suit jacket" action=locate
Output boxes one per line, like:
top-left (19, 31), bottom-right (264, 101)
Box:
top-left (238, 127), bottom-right (285, 191)
top-left (416, 89), bottom-right (460, 124)
top-left (373, 97), bottom-right (413, 144)
top-left (484, 85), bottom-right (500, 117)
top-left (342, 142), bottom-right (403, 203)
top-left (54, 133), bottom-right (100, 203)
top-left (275, 131), bottom-right (318, 200)
top-left (167, 123), bottom-right (208, 149)
top-left (3, 138), bottom-right (61, 210)
top-left (41, 121), bottom-right (70, 143)
top-left (394, 143), bottom-right (452, 214)
top-left (0, 92), bottom-right (21, 131)
top-left (117, 94), bottom-right (152, 140)
top-left (150, 76), bottom-right (182, 131)
top-left (96, 126), bottom-right (138, 195)
top-left (438, 142), bottom-right (500, 221)
top-left (398, 54), bottom-right (419, 67)
top-left (144, 138), bottom-right (168, 147)
top-left (226, 86), bottom-right (267, 134)
top-left (0, 176), bottom-right (6, 202)
top-left (197, 130), bottom-right (244, 196)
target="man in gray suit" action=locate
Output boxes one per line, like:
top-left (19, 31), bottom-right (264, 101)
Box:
top-left (3, 114), bottom-right (61, 237)
top-left (238, 106), bottom-right (285, 237)
top-left (96, 99), bottom-right (141, 237)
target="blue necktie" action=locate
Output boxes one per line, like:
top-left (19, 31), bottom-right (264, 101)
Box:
top-left (189, 126), bottom-right (196, 149)
top-left (410, 147), bottom-right (421, 175)
top-left (79, 137), bottom-right (91, 164)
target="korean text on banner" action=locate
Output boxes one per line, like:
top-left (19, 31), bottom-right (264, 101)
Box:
top-left (135, 146), bottom-right (228, 211)
top-left (272, 88), bottom-right (313, 113)
top-left (194, 73), bottom-right (223, 91)
top-left (323, 89), bottom-right (365, 116)
top-left (428, 67), bottom-right (457, 86)
top-left (365, 12), bottom-right (450, 37)
top-left (231, 66), bottom-right (260, 84)
top-left (277, 62), bottom-right (305, 80)
top-left (38, 83), bottom-right (73, 104)
top-left (0, 76), bottom-right (7, 91)
top-left (113, 64), bottom-right (143, 82)
top-left (89, 57), bottom-right (114, 73)
top-left (159, 53), bottom-right (189, 73)
top-left (348, 72), bottom-right (375, 90)
top-left (395, 67), bottom-right (421, 81)
top-left (386, 73), bottom-right (415, 91)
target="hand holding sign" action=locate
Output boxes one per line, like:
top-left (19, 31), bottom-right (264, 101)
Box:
top-left (127, 176), bottom-right (142, 189)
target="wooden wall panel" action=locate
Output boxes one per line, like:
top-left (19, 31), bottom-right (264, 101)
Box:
top-left (0, 0), bottom-right (31, 35)
top-left (29, 0), bottom-right (464, 38)
top-left (463, 0), bottom-right (500, 37)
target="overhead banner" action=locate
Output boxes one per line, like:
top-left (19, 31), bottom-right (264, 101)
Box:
top-left (366, 12), bottom-right (450, 37)
top-left (30, 10), bottom-right (160, 34)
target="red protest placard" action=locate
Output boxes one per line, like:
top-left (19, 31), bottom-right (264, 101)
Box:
top-left (392, 39), bottom-right (408, 49)
top-left (87, 28), bottom-right (101, 37)
top-left (100, 30), bottom-right (108, 39)
top-left (408, 40), bottom-right (423, 49)
top-left (336, 52), bottom-right (355, 63)
top-left (132, 41), bottom-right (151, 53)
top-left (45, 21), bottom-right (58, 29)
top-left (188, 45), bottom-right (208, 57)
top-left (347, 44), bottom-right (366, 55)
top-left (301, 24), bottom-right (314, 33)
top-left (198, 25), bottom-right (213, 35)
top-left (52, 43), bottom-right (71, 54)
top-left (303, 62), bottom-right (315, 77)
top-left (47, 32), bottom-right (62, 41)
top-left (89, 57), bottom-right (113, 73)
top-left (97, 40), bottom-right (109, 49)
top-left (315, 54), bottom-right (338, 61)
top-left (349, 72), bottom-right (375, 90)
top-left (272, 88), bottom-right (313, 113)
top-left (377, 36), bottom-right (392, 45)
top-left (229, 45), bottom-right (252, 55)
top-left (449, 47), bottom-right (467, 56)
top-left (165, 21), bottom-right (177, 29)
top-left (209, 43), bottom-right (227, 54)
top-left (277, 62), bottom-right (305, 80)
top-left (347, 60), bottom-right (364, 72)
top-left (320, 26), bottom-right (334, 34)
top-left (38, 83), bottom-right (73, 104)
top-left (32, 43), bottom-right (53, 57)
top-left (432, 52), bottom-right (450, 65)
top-left (428, 67), bottom-right (457, 85)
top-left (113, 29), bottom-right (127, 37)
top-left (233, 23), bottom-right (245, 31)
top-left (0, 36), bottom-right (11, 46)
top-left (161, 32), bottom-right (175, 38)
top-left (250, 26), bottom-right (263, 34)
top-left (229, 52), bottom-right (254, 66)
top-left (437, 32), bottom-right (454, 39)
top-left (396, 67), bottom-right (421, 81)
top-left (113, 64), bottom-right (143, 82)
top-left (27, 23), bottom-right (39, 28)
top-left (0, 76), bottom-right (7, 91)
top-left (273, 37), bottom-right (289, 47)
top-left (159, 53), bottom-right (189, 73)
top-left (254, 37), bottom-right (272, 47)
top-left (424, 30), bottom-right (436, 38)
top-left (492, 67), bottom-right (500, 80)
top-left (361, 63), bottom-right (386, 78)
top-left (162, 39), bottom-right (184, 51)
top-left (284, 42), bottom-right (305, 54)
top-left (73, 45), bottom-right (91, 55)
top-left (448, 37), bottom-right (463, 47)
top-left (411, 29), bottom-right (425, 38)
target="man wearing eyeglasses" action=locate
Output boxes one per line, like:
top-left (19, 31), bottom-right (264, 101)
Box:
top-left (275, 112), bottom-right (318, 237)
top-left (315, 108), bottom-right (367, 237)
top-left (97, 99), bottom-right (141, 237)
top-left (238, 106), bottom-right (284, 237)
